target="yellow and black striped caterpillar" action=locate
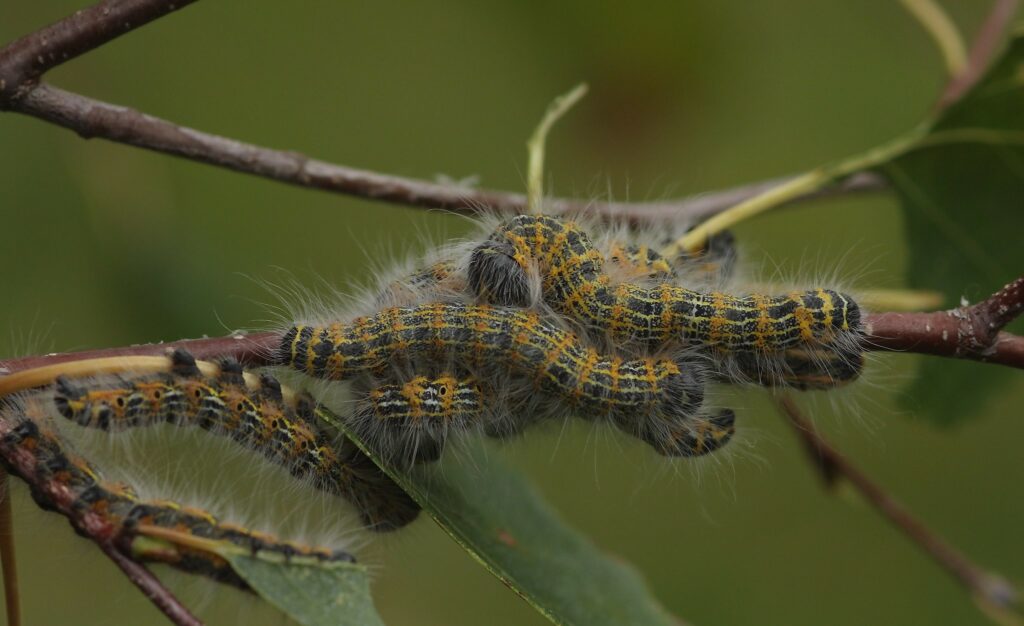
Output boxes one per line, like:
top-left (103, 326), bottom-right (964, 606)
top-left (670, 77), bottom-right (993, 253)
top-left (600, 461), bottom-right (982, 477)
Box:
top-left (468, 215), bottom-right (862, 355)
top-left (597, 225), bottom-right (864, 389)
top-left (0, 406), bottom-right (354, 590)
top-left (280, 303), bottom-right (738, 458)
top-left (51, 349), bottom-right (420, 531)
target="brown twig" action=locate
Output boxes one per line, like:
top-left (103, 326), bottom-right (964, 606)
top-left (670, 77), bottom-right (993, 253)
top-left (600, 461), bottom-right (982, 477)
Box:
top-left (777, 396), bottom-right (1020, 615)
top-left (5, 278), bottom-right (1024, 378)
top-left (937, 0), bottom-right (1021, 110)
top-left (0, 468), bottom-right (21, 626)
top-left (0, 0), bottom-right (198, 105)
top-left (98, 541), bottom-right (203, 626)
top-left (10, 84), bottom-right (886, 220)
top-left (866, 276), bottom-right (1024, 369)
top-left (0, 418), bottom-right (202, 626)
top-left (0, 0), bottom-right (888, 221)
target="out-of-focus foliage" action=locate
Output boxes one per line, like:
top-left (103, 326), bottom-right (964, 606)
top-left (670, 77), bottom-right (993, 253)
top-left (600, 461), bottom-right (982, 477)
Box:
top-left (1, 2), bottom-right (1022, 626)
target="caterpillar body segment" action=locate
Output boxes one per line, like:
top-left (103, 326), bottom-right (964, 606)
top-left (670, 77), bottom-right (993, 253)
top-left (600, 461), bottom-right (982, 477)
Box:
top-left (280, 303), bottom-right (706, 434)
top-left (607, 242), bottom-right (676, 281)
top-left (0, 409), bottom-right (354, 590)
top-left (352, 373), bottom-right (490, 465)
top-left (123, 501), bottom-right (355, 587)
top-left (468, 215), bottom-right (862, 354)
top-left (634, 409), bottom-right (737, 458)
top-left (51, 349), bottom-right (420, 532)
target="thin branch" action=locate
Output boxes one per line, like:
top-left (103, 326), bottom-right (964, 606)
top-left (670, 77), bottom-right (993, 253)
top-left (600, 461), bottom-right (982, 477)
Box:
top-left (5, 277), bottom-right (1022, 377)
top-left (0, 0), bottom-right (198, 105)
top-left (1, 276), bottom-right (1023, 378)
top-left (777, 396), bottom-right (1020, 616)
top-left (11, 83), bottom-right (887, 220)
top-left (866, 276), bottom-right (1024, 368)
top-left (938, 0), bottom-right (1021, 110)
top-left (0, 0), bottom-right (888, 221)
top-left (0, 468), bottom-right (20, 626)
top-left (0, 418), bottom-right (202, 626)
top-left (99, 541), bottom-right (204, 626)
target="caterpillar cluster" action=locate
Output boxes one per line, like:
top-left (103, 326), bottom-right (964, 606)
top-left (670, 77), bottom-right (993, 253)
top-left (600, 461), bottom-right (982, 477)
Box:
top-left (0, 211), bottom-right (866, 601)
top-left (0, 397), bottom-right (354, 591)
top-left (283, 303), bottom-right (733, 460)
top-left (275, 212), bottom-right (865, 468)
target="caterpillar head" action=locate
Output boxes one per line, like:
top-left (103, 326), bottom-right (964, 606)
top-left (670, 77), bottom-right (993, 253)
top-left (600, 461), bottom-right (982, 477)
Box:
top-left (467, 240), bottom-right (531, 307)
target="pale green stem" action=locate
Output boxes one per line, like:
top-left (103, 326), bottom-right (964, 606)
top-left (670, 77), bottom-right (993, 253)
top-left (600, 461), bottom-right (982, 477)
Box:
top-left (899, 0), bottom-right (969, 77)
top-left (663, 125), bottom-right (931, 256)
top-left (526, 83), bottom-right (589, 215)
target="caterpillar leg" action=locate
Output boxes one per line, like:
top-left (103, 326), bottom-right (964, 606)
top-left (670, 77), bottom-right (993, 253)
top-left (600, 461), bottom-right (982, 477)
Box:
top-left (0, 407), bottom-right (355, 590)
top-left (51, 349), bottom-right (420, 532)
top-left (729, 344), bottom-right (864, 390)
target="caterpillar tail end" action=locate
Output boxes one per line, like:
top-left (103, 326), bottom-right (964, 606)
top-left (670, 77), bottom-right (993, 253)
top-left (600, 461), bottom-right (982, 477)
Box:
top-left (644, 409), bottom-right (737, 458)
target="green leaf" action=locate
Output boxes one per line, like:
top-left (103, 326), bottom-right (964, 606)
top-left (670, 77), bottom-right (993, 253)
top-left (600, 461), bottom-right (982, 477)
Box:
top-left (223, 552), bottom-right (384, 626)
top-left (878, 29), bottom-right (1024, 424)
top-left (319, 410), bottom-right (677, 626)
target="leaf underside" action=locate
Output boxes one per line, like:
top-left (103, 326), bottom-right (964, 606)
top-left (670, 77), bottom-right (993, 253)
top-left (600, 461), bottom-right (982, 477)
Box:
top-left (319, 409), bottom-right (677, 626)
top-left (881, 31), bottom-right (1024, 424)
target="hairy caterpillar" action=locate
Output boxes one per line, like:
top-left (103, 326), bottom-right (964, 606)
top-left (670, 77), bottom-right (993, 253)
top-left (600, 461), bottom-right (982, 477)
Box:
top-left (468, 215), bottom-right (862, 356)
top-left (50, 349), bottom-right (420, 531)
top-left (279, 302), bottom-right (737, 458)
top-left (598, 226), bottom-right (864, 389)
top-left (0, 406), bottom-right (354, 590)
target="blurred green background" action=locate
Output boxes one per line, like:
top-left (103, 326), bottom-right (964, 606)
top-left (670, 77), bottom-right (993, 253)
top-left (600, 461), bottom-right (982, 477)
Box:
top-left (2, 1), bottom-right (1022, 625)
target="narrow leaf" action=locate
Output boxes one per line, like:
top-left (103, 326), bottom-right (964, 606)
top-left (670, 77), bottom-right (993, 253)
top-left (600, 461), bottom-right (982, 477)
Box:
top-left (319, 410), bottom-right (678, 626)
top-left (225, 553), bottom-right (384, 626)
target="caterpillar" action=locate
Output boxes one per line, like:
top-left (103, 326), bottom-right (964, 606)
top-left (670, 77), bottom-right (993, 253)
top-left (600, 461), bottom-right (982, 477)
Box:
top-left (467, 215), bottom-right (862, 356)
top-left (0, 407), bottom-right (354, 590)
top-left (601, 228), bottom-right (863, 389)
top-left (279, 303), bottom-right (736, 458)
top-left (51, 349), bottom-right (420, 532)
